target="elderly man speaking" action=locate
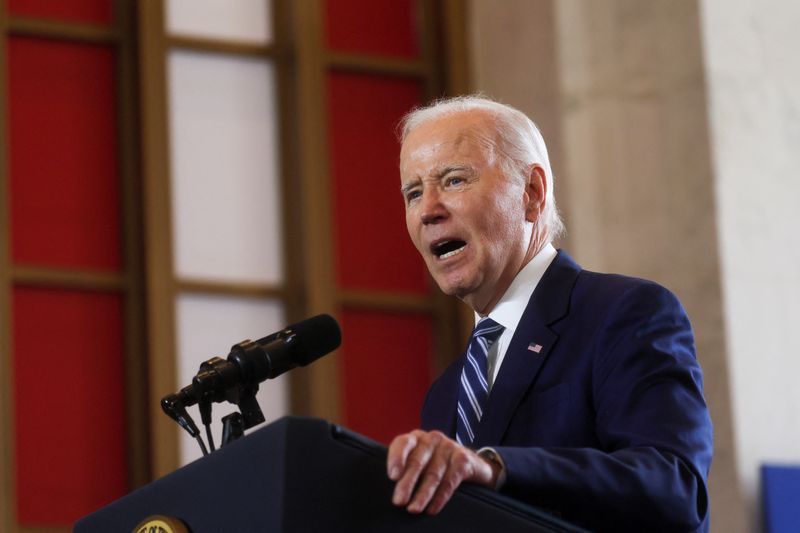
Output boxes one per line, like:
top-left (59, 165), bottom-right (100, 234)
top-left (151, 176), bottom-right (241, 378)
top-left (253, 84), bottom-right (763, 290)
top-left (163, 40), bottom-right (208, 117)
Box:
top-left (387, 96), bottom-right (712, 532)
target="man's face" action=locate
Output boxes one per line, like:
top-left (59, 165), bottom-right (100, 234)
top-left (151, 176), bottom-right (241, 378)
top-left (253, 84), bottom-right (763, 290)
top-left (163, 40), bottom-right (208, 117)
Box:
top-left (400, 112), bottom-right (535, 313)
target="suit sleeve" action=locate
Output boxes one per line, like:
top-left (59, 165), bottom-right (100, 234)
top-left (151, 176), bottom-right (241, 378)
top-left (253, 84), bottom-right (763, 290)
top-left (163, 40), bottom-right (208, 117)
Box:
top-left (496, 283), bottom-right (713, 532)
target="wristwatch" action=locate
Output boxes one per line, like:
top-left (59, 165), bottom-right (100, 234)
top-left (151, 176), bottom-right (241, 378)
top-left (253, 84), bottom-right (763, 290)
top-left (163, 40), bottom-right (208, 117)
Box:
top-left (477, 447), bottom-right (507, 489)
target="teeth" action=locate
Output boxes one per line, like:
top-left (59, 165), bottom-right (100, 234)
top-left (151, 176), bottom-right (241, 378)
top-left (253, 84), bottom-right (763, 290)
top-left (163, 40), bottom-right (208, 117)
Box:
top-left (439, 245), bottom-right (466, 259)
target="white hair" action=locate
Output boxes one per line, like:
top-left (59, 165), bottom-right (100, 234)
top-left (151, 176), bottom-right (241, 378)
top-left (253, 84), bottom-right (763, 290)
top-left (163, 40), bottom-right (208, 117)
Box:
top-left (399, 95), bottom-right (565, 243)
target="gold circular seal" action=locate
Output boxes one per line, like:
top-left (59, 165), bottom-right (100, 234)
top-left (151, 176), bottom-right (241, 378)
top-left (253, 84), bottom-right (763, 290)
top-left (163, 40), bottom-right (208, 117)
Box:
top-left (132, 515), bottom-right (190, 533)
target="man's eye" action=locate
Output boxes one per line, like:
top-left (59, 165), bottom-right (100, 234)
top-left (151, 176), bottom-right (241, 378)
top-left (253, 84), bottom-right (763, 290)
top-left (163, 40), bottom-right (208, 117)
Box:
top-left (406, 190), bottom-right (421, 202)
top-left (446, 177), bottom-right (465, 187)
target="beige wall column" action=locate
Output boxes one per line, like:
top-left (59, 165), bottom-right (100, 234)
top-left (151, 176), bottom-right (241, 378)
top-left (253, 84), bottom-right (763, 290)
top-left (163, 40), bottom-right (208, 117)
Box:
top-left (468, 1), bottom-right (744, 530)
top-left (701, 0), bottom-right (800, 530)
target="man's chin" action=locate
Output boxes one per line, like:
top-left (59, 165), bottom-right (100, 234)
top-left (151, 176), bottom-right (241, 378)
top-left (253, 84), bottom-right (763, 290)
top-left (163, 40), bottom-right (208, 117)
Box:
top-left (433, 276), bottom-right (476, 300)
top-left (434, 275), bottom-right (498, 314)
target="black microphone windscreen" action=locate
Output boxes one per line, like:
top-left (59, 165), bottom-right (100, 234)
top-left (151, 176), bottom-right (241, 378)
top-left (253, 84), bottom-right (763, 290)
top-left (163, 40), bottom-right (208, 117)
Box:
top-left (288, 314), bottom-right (341, 365)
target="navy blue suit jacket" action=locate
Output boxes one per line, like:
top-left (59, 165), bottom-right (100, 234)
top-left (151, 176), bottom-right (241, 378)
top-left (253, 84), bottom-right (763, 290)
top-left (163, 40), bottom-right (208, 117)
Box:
top-left (421, 251), bottom-right (713, 532)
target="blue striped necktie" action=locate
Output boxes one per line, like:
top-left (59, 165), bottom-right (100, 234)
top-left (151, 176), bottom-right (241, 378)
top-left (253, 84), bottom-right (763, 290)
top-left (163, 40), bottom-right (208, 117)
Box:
top-left (456, 317), bottom-right (504, 447)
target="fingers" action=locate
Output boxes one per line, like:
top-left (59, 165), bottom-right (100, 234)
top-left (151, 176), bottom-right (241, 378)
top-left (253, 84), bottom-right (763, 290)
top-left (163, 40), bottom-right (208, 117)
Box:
top-left (405, 434), bottom-right (450, 513)
top-left (387, 432), bottom-right (419, 481)
top-left (386, 430), bottom-right (495, 515)
top-left (424, 446), bottom-right (477, 514)
top-left (391, 431), bottom-right (443, 508)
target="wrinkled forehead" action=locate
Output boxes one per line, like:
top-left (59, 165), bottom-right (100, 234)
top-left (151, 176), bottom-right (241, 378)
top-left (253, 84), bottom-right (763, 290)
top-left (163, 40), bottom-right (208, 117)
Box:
top-left (399, 111), bottom-right (499, 172)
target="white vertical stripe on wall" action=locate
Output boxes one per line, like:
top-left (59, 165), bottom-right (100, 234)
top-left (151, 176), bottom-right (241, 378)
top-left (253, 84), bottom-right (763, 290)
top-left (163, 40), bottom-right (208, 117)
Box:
top-left (701, 0), bottom-right (800, 525)
top-left (175, 293), bottom-right (287, 465)
top-left (166, 0), bottom-right (272, 43)
top-left (168, 50), bottom-right (283, 284)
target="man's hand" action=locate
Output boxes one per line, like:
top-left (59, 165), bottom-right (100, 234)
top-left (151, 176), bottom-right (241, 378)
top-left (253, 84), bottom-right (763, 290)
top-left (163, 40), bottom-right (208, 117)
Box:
top-left (386, 430), bottom-right (500, 515)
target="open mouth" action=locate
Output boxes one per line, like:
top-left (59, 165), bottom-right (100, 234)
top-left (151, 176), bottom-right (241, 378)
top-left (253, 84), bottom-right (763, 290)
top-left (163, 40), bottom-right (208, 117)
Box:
top-left (432, 240), bottom-right (467, 260)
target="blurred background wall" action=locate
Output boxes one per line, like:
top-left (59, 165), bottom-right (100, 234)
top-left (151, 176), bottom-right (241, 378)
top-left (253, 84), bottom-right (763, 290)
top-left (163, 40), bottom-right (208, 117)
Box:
top-left (0, 1), bottom-right (797, 531)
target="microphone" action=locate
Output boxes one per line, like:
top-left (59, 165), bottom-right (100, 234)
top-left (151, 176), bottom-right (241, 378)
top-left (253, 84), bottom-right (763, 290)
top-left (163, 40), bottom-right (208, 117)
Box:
top-left (161, 314), bottom-right (341, 429)
top-left (193, 313), bottom-right (341, 396)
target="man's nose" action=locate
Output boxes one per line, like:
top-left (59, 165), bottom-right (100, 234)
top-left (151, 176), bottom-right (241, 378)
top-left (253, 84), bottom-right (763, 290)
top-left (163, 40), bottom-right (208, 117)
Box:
top-left (419, 189), bottom-right (447, 225)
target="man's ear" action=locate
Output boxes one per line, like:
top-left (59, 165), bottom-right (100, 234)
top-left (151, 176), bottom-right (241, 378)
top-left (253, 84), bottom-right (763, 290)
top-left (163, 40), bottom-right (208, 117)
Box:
top-left (524, 165), bottom-right (547, 222)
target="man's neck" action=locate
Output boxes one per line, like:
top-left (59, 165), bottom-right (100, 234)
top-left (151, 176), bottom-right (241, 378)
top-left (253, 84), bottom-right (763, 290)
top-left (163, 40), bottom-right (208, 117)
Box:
top-left (467, 239), bottom-right (551, 316)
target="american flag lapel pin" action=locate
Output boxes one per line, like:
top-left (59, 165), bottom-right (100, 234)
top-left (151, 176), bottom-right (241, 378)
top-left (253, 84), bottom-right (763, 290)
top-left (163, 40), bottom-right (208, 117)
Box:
top-left (527, 342), bottom-right (543, 354)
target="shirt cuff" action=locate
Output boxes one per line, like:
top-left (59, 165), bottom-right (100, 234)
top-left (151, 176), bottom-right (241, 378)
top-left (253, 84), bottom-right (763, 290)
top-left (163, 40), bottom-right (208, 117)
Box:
top-left (476, 447), bottom-right (507, 490)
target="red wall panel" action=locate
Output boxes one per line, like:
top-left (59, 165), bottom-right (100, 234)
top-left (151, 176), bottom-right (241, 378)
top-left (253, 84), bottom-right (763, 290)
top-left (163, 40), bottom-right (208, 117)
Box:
top-left (8, 37), bottom-right (122, 271)
top-left (327, 73), bottom-right (428, 294)
top-left (339, 309), bottom-right (433, 444)
top-left (324, 0), bottom-right (419, 59)
top-left (7, 0), bottom-right (113, 25)
top-left (12, 287), bottom-right (128, 526)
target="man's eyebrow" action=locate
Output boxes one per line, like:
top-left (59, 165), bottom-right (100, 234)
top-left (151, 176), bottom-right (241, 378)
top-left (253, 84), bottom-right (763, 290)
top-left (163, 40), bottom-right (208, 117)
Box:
top-left (400, 165), bottom-right (476, 195)
top-left (437, 165), bottom-right (474, 177)
top-left (400, 179), bottom-right (420, 195)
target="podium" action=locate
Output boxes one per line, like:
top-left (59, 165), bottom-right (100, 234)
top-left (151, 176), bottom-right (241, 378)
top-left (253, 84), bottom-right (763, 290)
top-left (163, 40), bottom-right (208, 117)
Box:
top-left (75, 417), bottom-right (586, 532)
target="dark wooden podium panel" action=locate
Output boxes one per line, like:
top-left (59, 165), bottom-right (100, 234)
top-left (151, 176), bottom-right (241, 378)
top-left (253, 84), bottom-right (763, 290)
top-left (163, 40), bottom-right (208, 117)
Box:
top-left (75, 417), bottom-right (587, 532)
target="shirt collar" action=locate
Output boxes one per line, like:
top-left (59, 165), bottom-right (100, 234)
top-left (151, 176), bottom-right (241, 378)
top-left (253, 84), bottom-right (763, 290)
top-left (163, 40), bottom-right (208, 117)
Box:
top-left (475, 243), bottom-right (558, 332)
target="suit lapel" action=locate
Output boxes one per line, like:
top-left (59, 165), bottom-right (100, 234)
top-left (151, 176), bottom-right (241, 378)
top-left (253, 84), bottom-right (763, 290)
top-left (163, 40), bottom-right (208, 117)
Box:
top-left (473, 250), bottom-right (581, 447)
top-left (421, 361), bottom-right (462, 435)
